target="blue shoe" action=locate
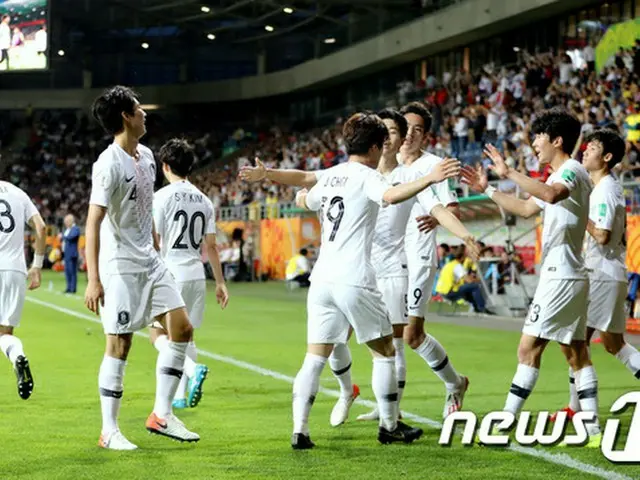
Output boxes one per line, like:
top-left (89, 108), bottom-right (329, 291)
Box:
top-left (172, 398), bottom-right (188, 409)
top-left (187, 364), bottom-right (209, 408)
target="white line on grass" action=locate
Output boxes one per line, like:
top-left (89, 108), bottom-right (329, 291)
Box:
top-left (26, 296), bottom-right (634, 480)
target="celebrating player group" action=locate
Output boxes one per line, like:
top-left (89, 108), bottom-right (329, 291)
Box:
top-left (0, 86), bottom-right (637, 452)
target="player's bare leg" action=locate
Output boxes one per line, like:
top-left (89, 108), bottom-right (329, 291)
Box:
top-left (98, 333), bottom-right (136, 450)
top-left (328, 328), bottom-right (360, 427)
top-left (145, 307), bottom-right (200, 442)
top-left (404, 315), bottom-right (468, 419)
top-left (0, 325), bottom-right (32, 400)
top-left (366, 335), bottom-right (423, 444)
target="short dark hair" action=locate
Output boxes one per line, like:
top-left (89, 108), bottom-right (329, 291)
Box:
top-left (531, 108), bottom-right (581, 155)
top-left (454, 245), bottom-right (466, 261)
top-left (585, 128), bottom-right (626, 170)
top-left (440, 243), bottom-right (450, 253)
top-left (300, 248), bottom-right (308, 256)
top-left (377, 108), bottom-right (408, 139)
top-left (159, 138), bottom-right (196, 178)
top-left (399, 101), bottom-right (432, 132)
top-left (342, 113), bottom-right (388, 156)
top-left (91, 86), bottom-right (139, 135)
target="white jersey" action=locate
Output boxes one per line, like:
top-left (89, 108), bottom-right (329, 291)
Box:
top-left (89, 142), bottom-right (160, 275)
top-left (153, 180), bottom-right (216, 282)
top-left (404, 152), bottom-right (458, 266)
top-left (534, 159), bottom-right (591, 280)
top-left (306, 162), bottom-right (388, 289)
top-left (0, 181), bottom-right (39, 275)
top-left (372, 165), bottom-right (441, 278)
top-left (584, 175), bottom-right (626, 282)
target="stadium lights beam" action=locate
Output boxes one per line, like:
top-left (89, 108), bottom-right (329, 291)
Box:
top-left (57, 49), bottom-right (65, 56)
top-left (513, 46), bottom-right (520, 52)
top-left (201, 6), bottom-right (211, 13)
top-left (265, 25), bottom-right (274, 32)
top-left (324, 37), bottom-right (336, 44)
top-left (283, 7), bottom-right (293, 14)
top-left (141, 42), bottom-right (149, 49)
top-left (207, 33), bottom-right (215, 40)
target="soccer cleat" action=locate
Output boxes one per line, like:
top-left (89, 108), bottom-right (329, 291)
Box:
top-left (145, 412), bottom-right (200, 442)
top-left (172, 398), bottom-right (188, 409)
top-left (291, 433), bottom-right (315, 450)
top-left (557, 432), bottom-right (601, 448)
top-left (187, 364), bottom-right (209, 408)
top-left (330, 384), bottom-right (360, 427)
top-left (14, 355), bottom-right (34, 400)
top-left (443, 375), bottom-right (469, 419)
top-left (98, 430), bottom-right (138, 450)
top-left (378, 421), bottom-right (423, 445)
top-left (550, 406), bottom-right (577, 422)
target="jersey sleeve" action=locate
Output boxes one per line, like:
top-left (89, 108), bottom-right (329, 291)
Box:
top-left (90, 159), bottom-right (118, 207)
top-left (433, 177), bottom-right (458, 206)
top-left (364, 170), bottom-right (389, 207)
top-left (19, 189), bottom-right (39, 223)
top-left (313, 170), bottom-right (326, 182)
top-left (553, 162), bottom-right (580, 192)
top-left (416, 186), bottom-right (442, 214)
top-left (592, 189), bottom-right (615, 231)
top-left (205, 199), bottom-right (217, 235)
top-left (152, 193), bottom-right (166, 238)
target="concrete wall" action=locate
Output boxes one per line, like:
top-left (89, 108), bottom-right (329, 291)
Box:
top-left (0, 0), bottom-right (597, 109)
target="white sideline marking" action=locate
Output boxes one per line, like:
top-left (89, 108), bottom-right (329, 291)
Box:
top-left (26, 295), bottom-right (634, 480)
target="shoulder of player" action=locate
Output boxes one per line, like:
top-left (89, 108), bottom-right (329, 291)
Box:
top-left (138, 143), bottom-right (154, 158)
top-left (0, 181), bottom-right (28, 199)
top-left (94, 145), bottom-right (123, 172)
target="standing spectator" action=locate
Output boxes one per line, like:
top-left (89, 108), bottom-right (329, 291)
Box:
top-left (62, 213), bottom-right (80, 294)
top-left (583, 41), bottom-right (596, 73)
top-left (0, 15), bottom-right (10, 70)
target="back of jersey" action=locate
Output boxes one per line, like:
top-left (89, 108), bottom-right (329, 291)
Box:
top-left (0, 181), bottom-right (38, 275)
top-left (306, 162), bottom-right (388, 289)
top-left (153, 181), bottom-right (216, 282)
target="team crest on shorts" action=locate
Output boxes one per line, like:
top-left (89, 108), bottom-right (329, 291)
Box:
top-left (117, 311), bottom-right (130, 327)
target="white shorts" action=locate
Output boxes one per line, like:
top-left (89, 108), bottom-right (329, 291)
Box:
top-left (587, 280), bottom-right (627, 334)
top-left (0, 271), bottom-right (26, 328)
top-left (307, 281), bottom-right (392, 345)
top-left (407, 263), bottom-right (437, 318)
top-left (178, 279), bottom-right (207, 329)
top-left (100, 265), bottom-right (186, 335)
top-left (377, 276), bottom-right (408, 325)
top-left (522, 278), bottom-right (589, 345)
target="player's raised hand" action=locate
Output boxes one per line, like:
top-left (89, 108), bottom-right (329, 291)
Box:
top-left (85, 279), bottom-right (105, 316)
top-left (464, 236), bottom-right (481, 261)
top-left (26, 267), bottom-right (41, 290)
top-left (483, 144), bottom-right (509, 178)
top-left (216, 283), bottom-right (229, 310)
top-left (431, 157), bottom-right (461, 183)
top-left (238, 157), bottom-right (267, 183)
top-left (460, 165), bottom-right (489, 194)
top-left (416, 215), bottom-right (439, 233)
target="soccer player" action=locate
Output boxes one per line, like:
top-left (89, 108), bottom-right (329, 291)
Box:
top-left (552, 128), bottom-right (640, 419)
top-left (85, 86), bottom-right (199, 450)
top-left (361, 102), bottom-right (471, 422)
top-left (290, 112), bottom-right (461, 449)
top-left (461, 108), bottom-right (602, 446)
top-left (151, 138), bottom-right (229, 410)
top-left (0, 180), bottom-right (46, 400)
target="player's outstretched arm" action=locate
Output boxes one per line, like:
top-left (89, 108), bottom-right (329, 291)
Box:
top-left (238, 158), bottom-right (318, 188)
top-left (383, 158), bottom-right (460, 205)
top-left (26, 213), bottom-right (46, 290)
top-left (204, 233), bottom-right (229, 309)
top-left (461, 165), bottom-right (542, 219)
top-left (84, 204), bottom-right (107, 315)
top-left (429, 205), bottom-right (480, 260)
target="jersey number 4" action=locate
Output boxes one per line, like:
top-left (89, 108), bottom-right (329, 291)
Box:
top-left (320, 196), bottom-right (344, 242)
top-left (172, 210), bottom-right (206, 250)
top-left (0, 199), bottom-right (16, 234)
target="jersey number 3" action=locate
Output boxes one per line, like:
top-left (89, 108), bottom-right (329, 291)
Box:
top-left (172, 210), bottom-right (206, 250)
top-left (0, 199), bottom-right (16, 234)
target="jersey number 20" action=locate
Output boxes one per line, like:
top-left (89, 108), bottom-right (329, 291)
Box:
top-left (172, 210), bottom-right (205, 249)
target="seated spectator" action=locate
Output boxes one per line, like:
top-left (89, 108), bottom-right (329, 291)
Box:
top-left (285, 248), bottom-right (311, 287)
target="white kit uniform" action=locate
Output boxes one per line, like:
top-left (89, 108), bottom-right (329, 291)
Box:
top-left (89, 143), bottom-right (185, 334)
top-left (0, 181), bottom-right (39, 327)
top-left (404, 153), bottom-right (458, 317)
top-left (524, 159), bottom-right (591, 344)
top-left (372, 165), bottom-right (442, 325)
top-left (153, 180), bottom-right (216, 329)
top-left (584, 175), bottom-right (627, 333)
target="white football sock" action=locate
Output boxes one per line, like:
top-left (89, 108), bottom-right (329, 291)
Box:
top-left (0, 334), bottom-right (24, 366)
top-left (153, 334), bottom-right (169, 353)
top-left (292, 353), bottom-right (326, 435)
top-left (175, 341), bottom-right (198, 401)
top-left (568, 367), bottom-right (580, 411)
top-left (393, 338), bottom-right (407, 405)
top-left (504, 364), bottom-right (539, 414)
top-left (98, 355), bottom-right (126, 435)
top-left (574, 365), bottom-right (600, 435)
top-left (329, 343), bottom-right (353, 399)
top-left (615, 343), bottom-right (640, 379)
top-left (414, 335), bottom-right (462, 391)
top-left (372, 356), bottom-right (398, 432)
top-left (153, 340), bottom-right (187, 418)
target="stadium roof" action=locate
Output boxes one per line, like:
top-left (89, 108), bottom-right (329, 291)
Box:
top-left (58, 0), bottom-right (455, 58)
